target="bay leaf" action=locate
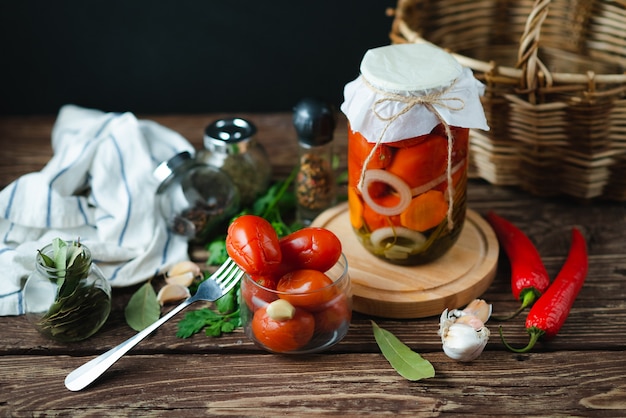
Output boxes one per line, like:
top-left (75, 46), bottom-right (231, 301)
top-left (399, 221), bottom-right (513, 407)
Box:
top-left (125, 282), bottom-right (160, 331)
top-left (52, 237), bottom-right (64, 256)
top-left (371, 320), bottom-right (435, 381)
top-left (38, 250), bottom-right (55, 268)
top-left (66, 243), bottom-right (82, 269)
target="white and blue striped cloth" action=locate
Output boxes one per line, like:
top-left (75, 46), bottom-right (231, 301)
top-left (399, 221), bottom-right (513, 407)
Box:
top-left (0, 105), bottom-right (194, 316)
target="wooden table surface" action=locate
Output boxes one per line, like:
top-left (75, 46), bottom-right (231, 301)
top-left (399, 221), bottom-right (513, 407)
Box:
top-left (1, 112), bottom-right (625, 417)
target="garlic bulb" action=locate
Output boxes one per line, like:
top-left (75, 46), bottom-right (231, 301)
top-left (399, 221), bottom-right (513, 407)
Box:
top-left (439, 299), bottom-right (492, 362)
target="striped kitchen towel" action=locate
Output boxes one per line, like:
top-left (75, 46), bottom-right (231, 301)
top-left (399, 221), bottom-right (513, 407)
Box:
top-left (0, 105), bottom-right (194, 316)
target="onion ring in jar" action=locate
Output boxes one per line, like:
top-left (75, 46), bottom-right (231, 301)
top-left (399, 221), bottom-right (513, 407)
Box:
top-left (370, 226), bottom-right (426, 251)
top-left (410, 160), bottom-right (465, 197)
top-left (360, 169), bottom-right (412, 216)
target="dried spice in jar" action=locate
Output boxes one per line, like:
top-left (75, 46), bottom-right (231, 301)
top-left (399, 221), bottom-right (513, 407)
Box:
top-left (293, 98), bottom-right (337, 225)
top-left (154, 151), bottom-right (240, 244)
top-left (197, 118), bottom-right (271, 207)
top-left (341, 43), bottom-right (489, 265)
top-left (296, 153), bottom-right (334, 212)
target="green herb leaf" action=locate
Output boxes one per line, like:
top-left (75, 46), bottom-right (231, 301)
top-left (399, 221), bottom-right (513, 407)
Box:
top-left (215, 283), bottom-right (238, 313)
top-left (38, 250), bottom-right (56, 267)
top-left (52, 238), bottom-right (64, 258)
top-left (57, 244), bottom-right (89, 299)
top-left (176, 309), bottom-right (220, 338)
top-left (66, 242), bottom-right (83, 269)
top-left (253, 167), bottom-right (297, 222)
top-left (372, 320), bottom-right (435, 381)
top-left (205, 321), bottom-right (224, 337)
top-left (207, 238), bottom-right (228, 265)
top-left (53, 239), bottom-right (68, 287)
top-left (125, 282), bottom-right (161, 331)
top-left (220, 320), bottom-right (237, 334)
top-left (176, 307), bottom-right (240, 338)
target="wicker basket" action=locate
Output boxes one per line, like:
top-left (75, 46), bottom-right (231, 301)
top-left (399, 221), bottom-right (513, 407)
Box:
top-left (389, 0), bottom-right (626, 200)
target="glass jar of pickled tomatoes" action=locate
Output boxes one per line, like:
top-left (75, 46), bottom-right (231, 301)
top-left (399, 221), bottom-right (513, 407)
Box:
top-left (341, 43), bottom-right (489, 265)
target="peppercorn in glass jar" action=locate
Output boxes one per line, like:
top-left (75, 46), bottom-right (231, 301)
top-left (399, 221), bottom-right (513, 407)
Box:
top-left (293, 98), bottom-right (337, 225)
top-left (154, 151), bottom-right (240, 244)
top-left (341, 43), bottom-right (489, 265)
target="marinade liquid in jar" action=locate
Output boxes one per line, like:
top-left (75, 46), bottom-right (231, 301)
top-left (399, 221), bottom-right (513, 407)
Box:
top-left (341, 43), bottom-right (489, 265)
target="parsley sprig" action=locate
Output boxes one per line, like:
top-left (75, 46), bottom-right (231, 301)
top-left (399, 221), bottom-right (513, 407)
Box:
top-left (176, 286), bottom-right (240, 338)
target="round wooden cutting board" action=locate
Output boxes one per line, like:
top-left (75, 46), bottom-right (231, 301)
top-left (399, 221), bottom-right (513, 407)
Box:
top-left (311, 202), bottom-right (499, 319)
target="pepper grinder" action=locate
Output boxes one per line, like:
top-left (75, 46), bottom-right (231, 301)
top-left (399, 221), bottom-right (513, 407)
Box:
top-left (293, 98), bottom-right (337, 225)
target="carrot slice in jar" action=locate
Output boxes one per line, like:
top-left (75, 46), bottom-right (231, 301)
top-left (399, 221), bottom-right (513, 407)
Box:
top-left (363, 195), bottom-right (402, 231)
top-left (389, 124), bottom-right (467, 149)
top-left (348, 128), bottom-right (395, 192)
top-left (386, 132), bottom-right (431, 149)
top-left (348, 129), bottom-right (394, 170)
top-left (387, 135), bottom-right (448, 189)
top-left (348, 187), bottom-right (364, 229)
top-left (400, 190), bottom-right (449, 232)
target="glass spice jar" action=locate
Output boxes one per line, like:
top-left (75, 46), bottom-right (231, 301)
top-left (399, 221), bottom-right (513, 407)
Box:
top-left (293, 98), bottom-right (337, 225)
top-left (23, 239), bottom-right (112, 342)
top-left (154, 151), bottom-right (240, 244)
top-left (341, 43), bottom-right (489, 265)
top-left (197, 117), bottom-right (271, 207)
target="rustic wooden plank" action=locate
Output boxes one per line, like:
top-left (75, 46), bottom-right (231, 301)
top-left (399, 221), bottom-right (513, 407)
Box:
top-left (3, 255), bottom-right (625, 357)
top-left (2, 244), bottom-right (625, 355)
top-left (1, 352), bottom-right (625, 416)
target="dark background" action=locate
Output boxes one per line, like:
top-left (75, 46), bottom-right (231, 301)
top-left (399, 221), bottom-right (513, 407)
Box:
top-left (0, 1), bottom-right (396, 115)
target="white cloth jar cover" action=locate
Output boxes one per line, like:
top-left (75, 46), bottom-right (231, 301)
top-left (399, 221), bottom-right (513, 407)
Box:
top-left (341, 43), bottom-right (489, 143)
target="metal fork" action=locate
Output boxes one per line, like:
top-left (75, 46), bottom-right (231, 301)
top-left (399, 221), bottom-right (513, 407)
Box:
top-left (64, 258), bottom-right (243, 392)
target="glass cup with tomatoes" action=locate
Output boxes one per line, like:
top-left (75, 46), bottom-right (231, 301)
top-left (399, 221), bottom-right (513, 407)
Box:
top-left (240, 253), bottom-right (352, 354)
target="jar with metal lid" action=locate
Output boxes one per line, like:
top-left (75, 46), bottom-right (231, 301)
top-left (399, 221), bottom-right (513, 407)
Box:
top-left (341, 43), bottom-right (489, 265)
top-left (197, 118), bottom-right (271, 207)
top-left (154, 151), bottom-right (240, 243)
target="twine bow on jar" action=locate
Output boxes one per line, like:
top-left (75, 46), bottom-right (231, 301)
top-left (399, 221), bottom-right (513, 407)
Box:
top-left (357, 76), bottom-right (466, 231)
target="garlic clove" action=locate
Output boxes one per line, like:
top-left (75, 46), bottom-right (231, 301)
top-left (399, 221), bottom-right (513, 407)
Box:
top-left (165, 271), bottom-right (196, 287)
top-left (441, 322), bottom-right (490, 362)
top-left (167, 261), bottom-right (201, 279)
top-left (266, 299), bottom-right (296, 321)
top-left (454, 314), bottom-right (485, 331)
top-left (156, 283), bottom-right (191, 306)
top-left (439, 309), bottom-right (454, 337)
top-left (461, 299), bottom-right (492, 323)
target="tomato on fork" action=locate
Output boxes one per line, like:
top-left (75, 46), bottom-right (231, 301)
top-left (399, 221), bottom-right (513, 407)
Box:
top-left (225, 215), bottom-right (282, 277)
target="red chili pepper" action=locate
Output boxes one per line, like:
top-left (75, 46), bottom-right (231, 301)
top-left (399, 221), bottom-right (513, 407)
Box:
top-left (486, 211), bottom-right (550, 319)
top-left (500, 228), bottom-right (588, 353)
